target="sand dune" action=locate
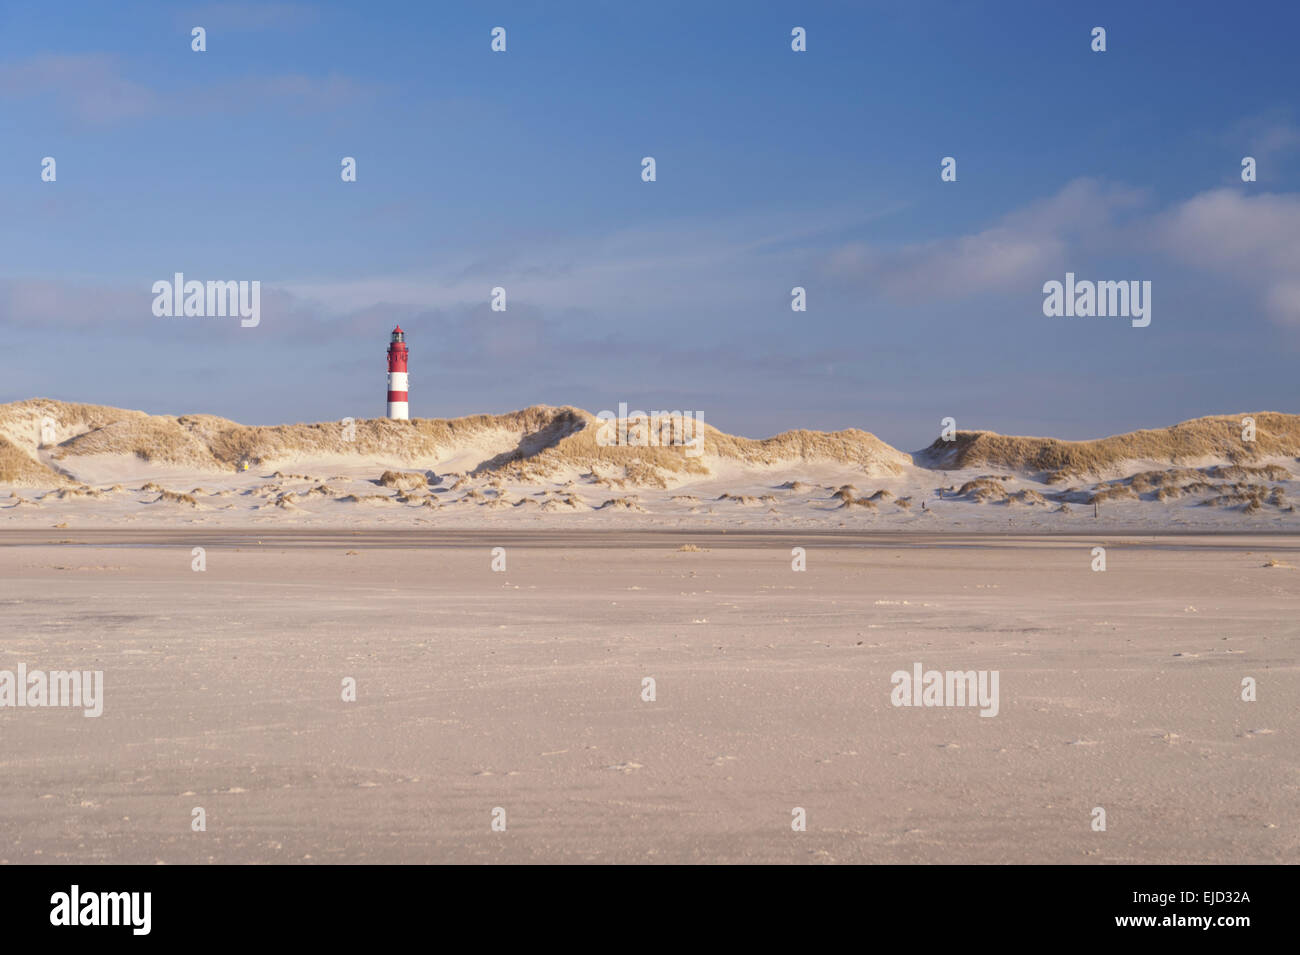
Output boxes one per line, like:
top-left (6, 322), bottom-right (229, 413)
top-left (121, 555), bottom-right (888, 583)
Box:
top-left (918, 412), bottom-right (1300, 481)
top-left (0, 433), bottom-right (67, 485)
top-left (2, 399), bottom-right (1299, 532)
top-left (6, 399), bottom-right (1297, 486)
top-left (0, 399), bottom-right (907, 487)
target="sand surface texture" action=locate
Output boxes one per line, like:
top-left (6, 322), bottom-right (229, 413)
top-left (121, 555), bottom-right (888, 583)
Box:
top-left (1, 529), bottom-right (1294, 864)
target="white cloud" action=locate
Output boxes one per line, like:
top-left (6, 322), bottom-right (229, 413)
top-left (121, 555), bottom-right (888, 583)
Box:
top-left (823, 179), bottom-right (1147, 301)
top-left (818, 178), bottom-right (1300, 327)
top-left (1153, 189), bottom-right (1300, 325)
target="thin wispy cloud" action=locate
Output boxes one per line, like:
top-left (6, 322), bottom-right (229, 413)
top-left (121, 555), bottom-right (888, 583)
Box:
top-left (0, 54), bottom-right (158, 123)
top-left (1226, 114), bottom-right (1300, 171)
top-left (822, 179), bottom-right (1148, 302)
top-left (3, 181), bottom-right (1296, 338)
top-left (180, 2), bottom-right (320, 32)
top-left (0, 52), bottom-right (372, 124)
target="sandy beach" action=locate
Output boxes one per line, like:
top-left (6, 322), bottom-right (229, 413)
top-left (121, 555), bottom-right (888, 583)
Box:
top-left (1, 528), bottom-right (1294, 864)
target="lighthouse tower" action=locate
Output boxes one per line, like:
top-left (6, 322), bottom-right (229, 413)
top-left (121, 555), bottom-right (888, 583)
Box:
top-left (386, 326), bottom-right (409, 419)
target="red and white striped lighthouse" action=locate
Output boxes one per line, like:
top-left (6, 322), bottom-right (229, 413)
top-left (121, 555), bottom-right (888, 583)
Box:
top-left (386, 325), bottom-right (409, 419)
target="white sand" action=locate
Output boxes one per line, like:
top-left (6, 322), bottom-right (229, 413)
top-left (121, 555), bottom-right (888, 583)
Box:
top-left (4, 451), bottom-right (1300, 534)
top-left (0, 528), bottom-right (1294, 864)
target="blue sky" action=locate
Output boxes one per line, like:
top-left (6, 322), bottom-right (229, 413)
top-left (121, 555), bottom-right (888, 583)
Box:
top-left (1, 0), bottom-right (1297, 447)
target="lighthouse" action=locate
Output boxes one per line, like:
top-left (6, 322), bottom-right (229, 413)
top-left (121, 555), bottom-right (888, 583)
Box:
top-left (386, 326), bottom-right (409, 419)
